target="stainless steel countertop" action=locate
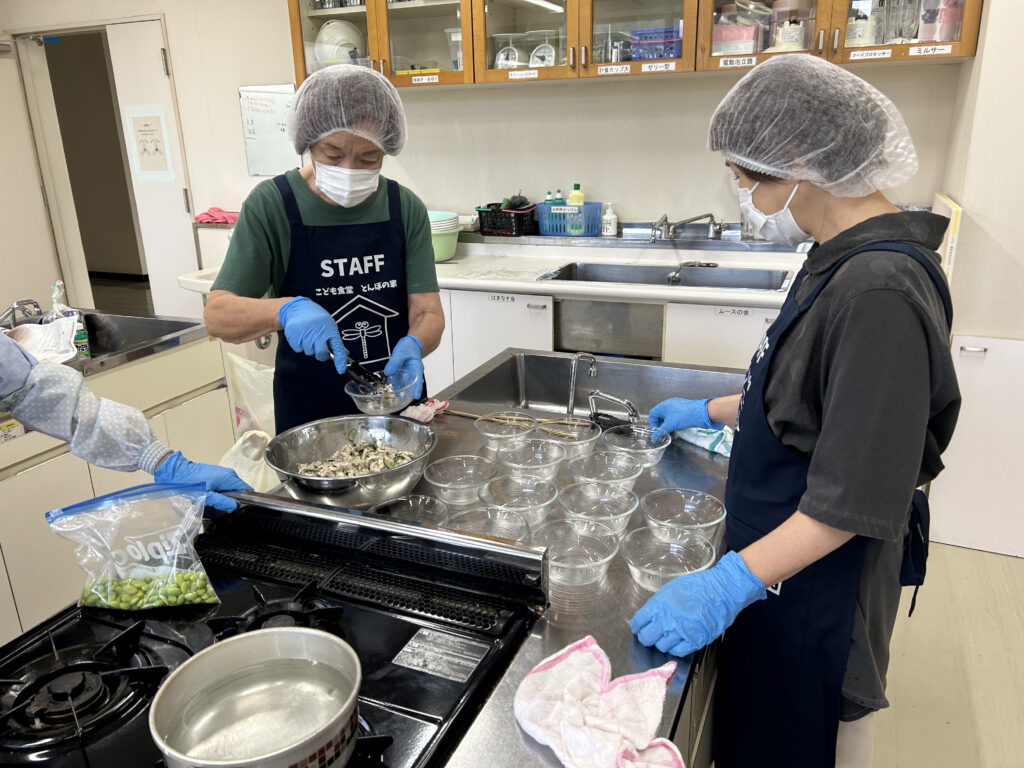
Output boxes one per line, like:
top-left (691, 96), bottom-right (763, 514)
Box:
top-left (407, 410), bottom-right (730, 766)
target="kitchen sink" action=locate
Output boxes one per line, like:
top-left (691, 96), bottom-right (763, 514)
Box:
top-left (441, 349), bottom-right (745, 419)
top-left (539, 262), bottom-right (790, 291)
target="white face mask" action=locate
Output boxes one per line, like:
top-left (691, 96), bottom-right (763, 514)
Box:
top-left (314, 162), bottom-right (380, 207)
top-left (737, 181), bottom-right (810, 246)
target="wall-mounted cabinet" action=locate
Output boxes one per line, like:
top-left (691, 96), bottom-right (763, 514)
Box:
top-left (288, 0), bottom-right (983, 86)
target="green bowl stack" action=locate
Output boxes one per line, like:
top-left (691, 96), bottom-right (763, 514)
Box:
top-left (429, 210), bottom-right (461, 263)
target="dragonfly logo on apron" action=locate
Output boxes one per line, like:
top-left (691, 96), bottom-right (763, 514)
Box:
top-left (332, 296), bottom-right (400, 364)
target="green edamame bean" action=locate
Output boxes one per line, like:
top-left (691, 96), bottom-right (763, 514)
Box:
top-left (80, 571), bottom-right (218, 610)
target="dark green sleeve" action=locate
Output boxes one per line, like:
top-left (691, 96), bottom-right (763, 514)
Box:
top-left (399, 186), bottom-right (439, 294)
top-left (211, 180), bottom-right (290, 298)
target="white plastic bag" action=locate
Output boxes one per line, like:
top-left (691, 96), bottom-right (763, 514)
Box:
top-left (3, 316), bottom-right (77, 363)
top-left (218, 430), bottom-right (280, 492)
top-left (223, 351), bottom-right (276, 437)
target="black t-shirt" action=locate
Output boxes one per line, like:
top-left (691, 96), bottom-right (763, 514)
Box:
top-left (763, 211), bottom-right (961, 717)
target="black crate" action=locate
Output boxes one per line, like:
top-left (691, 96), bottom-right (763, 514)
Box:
top-left (476, 204), bottom-right (538, 237)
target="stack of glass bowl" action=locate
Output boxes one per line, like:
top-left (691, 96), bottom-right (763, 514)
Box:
top-left (428, 210), bottom-right (461, 263)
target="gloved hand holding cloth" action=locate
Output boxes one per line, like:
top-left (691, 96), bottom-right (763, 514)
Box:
top-left (629, 551), bottom-right (766, 658)
top-left (648, 397), bottom-right (723, 442)
top-left (278, 296), bottom-right (348, 374)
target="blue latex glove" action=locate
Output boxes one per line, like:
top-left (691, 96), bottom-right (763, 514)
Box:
top-left (648, 397), bottom-right (720, 441)
top-left (278, 297), bottom-right (347, 374)
top-left (629, 551), bottom-right (767, 657)
top-left (384, 335), bottom-right (424, 399)
top-left (154, 451), bottom-right (252, 512)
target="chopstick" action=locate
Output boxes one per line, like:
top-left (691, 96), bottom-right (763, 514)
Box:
top-left (444, 409), bottom-right (593, 439)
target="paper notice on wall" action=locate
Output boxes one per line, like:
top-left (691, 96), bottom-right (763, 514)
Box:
top-left (239, 84), bottom-right (301, 177)
top-left (125, 104), bottom-right (174, 182)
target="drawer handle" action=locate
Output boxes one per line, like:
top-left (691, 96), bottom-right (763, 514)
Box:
top-left (817, 29), bottom-right (825, 54)
top-left (959, 345), bottom-right (987, 354)
top-left (833, 28), bottom-right (840, 53)
top-left (527, 303), bottom-right (548, 310)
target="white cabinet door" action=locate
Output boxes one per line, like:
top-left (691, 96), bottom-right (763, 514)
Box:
top-left (89, 414), bottom-right (169, 498)
top-left (663, 303), bottom-right (777, 370)
top-left (423, 289), bottom-right (455, 397)
top-left (0, 453), bottom-right (95, 631)
top-left (449, 291), bottom-right (553, 380)
top-left (162, 388), bottom-right (236, 466)
top-left (929, 336), bottom-right (1024, 556)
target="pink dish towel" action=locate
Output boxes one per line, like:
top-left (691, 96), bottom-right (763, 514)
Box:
top-left (194, 207), bottom-right (239, 224)
top-left (513, 636), bottom-right (686, 768)
top-left (399, 398), bottom-right (448, 424)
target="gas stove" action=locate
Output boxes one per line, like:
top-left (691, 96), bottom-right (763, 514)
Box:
top-left (0, 492), bottom-right (545, 768)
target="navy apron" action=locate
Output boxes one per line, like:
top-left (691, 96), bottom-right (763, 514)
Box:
top-left (273, 175), bottom-right (410, 434)
top-left (713, 242), bottom-right (952, 767)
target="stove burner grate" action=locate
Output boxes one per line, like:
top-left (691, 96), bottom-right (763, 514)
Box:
top-left (207, 579), bottom-right (346, 640)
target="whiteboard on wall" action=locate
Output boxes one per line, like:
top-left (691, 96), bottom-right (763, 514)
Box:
top-left (239, 85), bottom-right (301, 176)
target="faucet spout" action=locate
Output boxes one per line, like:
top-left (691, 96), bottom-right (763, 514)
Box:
top-left (650, 214), bottom-right (669, 243)
top-left (587, 389), bottom-right (639, 424)
top-left (667, 212), bottom-right (721, 240)
top-left (567, 352), bottom-right (598, 417)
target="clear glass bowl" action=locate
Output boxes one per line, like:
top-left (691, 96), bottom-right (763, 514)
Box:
top-left (447, 506), bottom-right (530, 543)
top-left (534, 417), bottom-right (602, 460)
top-left (620, 528), bottom-right (716, 592)
top-left (557, 482), bottom-right (638, 537)
top-left (478, 474), bottom-right (558, 529)
top-left (641, 489), bottom-right (727, 542)
top-left (599, 425), bottom-right (671, 468)
top-left (495, 439), bottom-right (565, 481)
top-left (529, 519), bottom-right (619, 586)
top-left (344, 368), bottom-right (419, 415)
top-left (473, 411), bottom-right (538, 450)
top-left (368, 494), bottom-right (448, 526)
top-left (423, 455), bottom-right (498, 506)
top-left (566, 451), bottom-right (643, 493)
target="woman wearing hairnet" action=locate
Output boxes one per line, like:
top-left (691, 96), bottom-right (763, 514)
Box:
top-left (634, 56), bottom-right (960, 767)
top-left (204, 65), bottom-right (443, 433)
top-left (0, 334), bottom-right (250, 510)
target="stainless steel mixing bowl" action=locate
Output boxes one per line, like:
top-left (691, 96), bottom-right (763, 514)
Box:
top-left (264, 415), bottom-right (437, 506)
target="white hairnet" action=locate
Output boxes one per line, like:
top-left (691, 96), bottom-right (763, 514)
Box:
top-left (707, 55), bottom-right (917, 197)
top-left (288, 64), bottom-right (407, 155)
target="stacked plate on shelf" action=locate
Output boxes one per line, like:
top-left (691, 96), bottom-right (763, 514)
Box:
top-left (428, 210), bottom-right (461, 263)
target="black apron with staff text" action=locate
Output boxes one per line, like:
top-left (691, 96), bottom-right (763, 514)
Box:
top-left (273, 175), bottom-right (410, 434)
top-left (714, 241), bottom-right (953, 767)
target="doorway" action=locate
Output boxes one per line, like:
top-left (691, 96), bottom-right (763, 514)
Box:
top-left (42, 30), bottom-right (152, 315)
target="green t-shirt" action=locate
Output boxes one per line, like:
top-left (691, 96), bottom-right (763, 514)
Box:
top-left (212, 169), bottom-right (438, 298)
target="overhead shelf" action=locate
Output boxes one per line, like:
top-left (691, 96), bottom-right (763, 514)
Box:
top-left (309, 0), bottom-right (463, 21)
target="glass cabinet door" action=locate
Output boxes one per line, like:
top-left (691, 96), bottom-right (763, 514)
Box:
top-left (697, 0), bottom-right (832, 70)
top-left (834, 0), bottom-right (979, 62)
top-left (291, 0), bottom-right (378, 82)
top-left (376, 0), bottom-right (474, 85)
top-left (580, 1), bottom-right (697, 77)
top-left (471, 0), bottom-right (579, 82)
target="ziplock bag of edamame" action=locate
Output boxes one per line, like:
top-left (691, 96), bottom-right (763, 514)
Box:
top-left (46, 482), bottom-right (219, 610)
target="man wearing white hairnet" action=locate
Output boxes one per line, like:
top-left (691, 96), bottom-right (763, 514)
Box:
top-left (633, 56), bottom-right (960, 767)
top-left (0, 333), bottom-right (250, 510)
top-left (205, 65), bottom-right (443, 433)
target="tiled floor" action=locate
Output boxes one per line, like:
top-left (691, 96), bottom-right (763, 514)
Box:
top-left (89, 277), bottom-right (154, 316)
top-left (873, 543), bottom-right (1024, 767)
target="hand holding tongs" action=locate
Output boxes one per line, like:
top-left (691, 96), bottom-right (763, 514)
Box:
top-left (329, 349), bottom-right (388, 389)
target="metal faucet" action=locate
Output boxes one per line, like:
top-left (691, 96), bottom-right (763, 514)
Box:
top-left (587, 390), bottom-right (640, 424)
top-left (0, 300), bottom-right (42, 330)
top-left (668, 212), bottom-right (723, 240)
top-left (567, 352), bottom-right (597, 417)
top-left (650, 214), bottom-right (669, 243)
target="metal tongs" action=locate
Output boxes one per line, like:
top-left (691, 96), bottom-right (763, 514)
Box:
top-left (329, 350), bottom-right (388, 390)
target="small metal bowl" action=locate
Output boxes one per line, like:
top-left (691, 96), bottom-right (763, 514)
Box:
top-left (530, 519), bottom-right (619, 586)
top-left (368, 494), bottom-right (449, 526)
top-left (478, 474), bottom-right (558, 529)
top-left (600, 425), bottom-right (671, 468)
top-left (642, 488), bottom-right (727, 542)
top-left (423, 455), bottom-right (499, 506)
top-left (495, 439), bottom-right (565, 481)
top-left (566, 451), bottom-right (643, 493)
top-left (264, 415), bottom-right (437, 506)
top-left (535, 417), bottom-right (602, 460)
top-left (473, 410), bottom-right (538, 450)
top-left (447, 506), bottom-right (531, 543)
top-left (621, 528), bottom-right (715, 592)
top-left (344, 368), bottom-right (419, 415)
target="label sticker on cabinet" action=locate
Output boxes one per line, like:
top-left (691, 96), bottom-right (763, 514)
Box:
top-left (849, 48), bottom-right (892, 60)
top-left (598, 64), bottom-right (631, 75)
top-left (412, 74), bottom-right (440, 84)
top-left (508, 69), bottom-right (539, 80)
top-left (909, 44), bottom-right (953, 56)
top-left (641, 61), bottom-right (676, 73)
top-left (392, 628), bottom-right (491, 683)
top-left (712, 306), bottom-right (754, 317)
top-left (0, 419), bottom-right (25, 444)
top-left (719, 56), bottom-right (757, 68)
top-left (488, 294), bottom-right (517, 302)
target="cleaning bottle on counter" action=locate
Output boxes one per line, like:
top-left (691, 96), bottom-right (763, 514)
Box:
top-left (552, 188), bottom-right (565, 205)
top-left (544, 190), bottom-right (553, 203)
top-left (567, 184), bottom-right (585, 235)
top-left (567, 183), bottom-right (585, 205)
top-left (601, 203), bottom-right (619, 238)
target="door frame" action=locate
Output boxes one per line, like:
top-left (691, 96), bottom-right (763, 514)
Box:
top-left (11, 14), bottom-right (194, 311)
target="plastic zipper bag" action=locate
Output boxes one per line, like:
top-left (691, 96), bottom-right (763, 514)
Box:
top-left (46, 482), bottom-right (219, 610)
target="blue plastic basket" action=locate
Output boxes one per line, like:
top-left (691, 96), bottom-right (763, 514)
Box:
top-left (629, 27), bottom-right (683, 60)
top-left (537, 202), bottom-right (603, 237)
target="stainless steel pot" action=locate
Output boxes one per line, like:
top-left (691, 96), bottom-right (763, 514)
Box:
top-left (264, 414), bottom-right (437, 505)
top-left (150, 628), bottom-right (361, 768)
